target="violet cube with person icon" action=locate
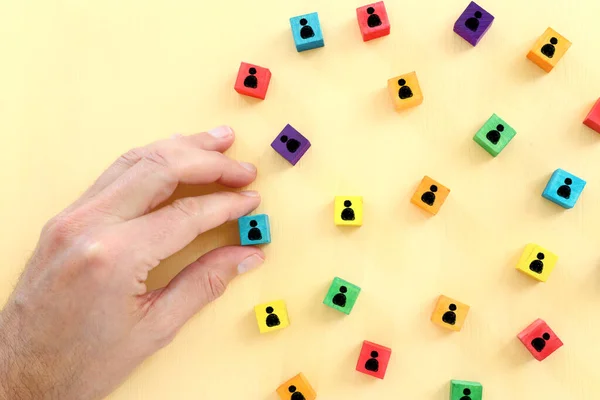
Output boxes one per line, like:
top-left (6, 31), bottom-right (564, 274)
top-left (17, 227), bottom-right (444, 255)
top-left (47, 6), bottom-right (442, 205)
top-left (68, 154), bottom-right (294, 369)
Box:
top-left (453, 1), bottom-right (494, 46)
top-left (271, 124), bottom-right (311, 165)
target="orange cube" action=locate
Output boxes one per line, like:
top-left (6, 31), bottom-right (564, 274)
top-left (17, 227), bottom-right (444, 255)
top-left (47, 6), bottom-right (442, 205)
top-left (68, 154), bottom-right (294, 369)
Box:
top-left (387, 71), bottom-right (423, 111)
top-left (276, 373), bottom-right (317, 400)
top-left (431, 295), bottom-right (470, 332)
top-left (526, 27), bottom-right (571, 73)
top-left (410, 176), bottom-right (450, 215)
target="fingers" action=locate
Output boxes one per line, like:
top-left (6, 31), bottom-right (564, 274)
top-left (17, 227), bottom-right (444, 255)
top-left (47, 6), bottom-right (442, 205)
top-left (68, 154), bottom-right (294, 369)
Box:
top-left (123, 191), bottom-right (261, 263)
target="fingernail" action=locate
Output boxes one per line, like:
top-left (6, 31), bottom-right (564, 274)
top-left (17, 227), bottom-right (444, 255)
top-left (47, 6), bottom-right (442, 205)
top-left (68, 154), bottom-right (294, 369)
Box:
top-left (237, 254), bottom-right (264, 274)
top-left (239, 162), bottom-right (257, 173)
top-left (240, 190), bottom-right (260, 197)
top-left (208, 125), bottom-right (233, 138)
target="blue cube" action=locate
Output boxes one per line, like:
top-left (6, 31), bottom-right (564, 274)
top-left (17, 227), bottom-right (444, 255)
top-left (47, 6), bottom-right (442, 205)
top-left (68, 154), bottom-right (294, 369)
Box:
top-left (238, 214), bottom-right (271, 246)
top-left (542, 169), bottom-right (586, 209)
top-left (289, 12), bottom-right (325, 52)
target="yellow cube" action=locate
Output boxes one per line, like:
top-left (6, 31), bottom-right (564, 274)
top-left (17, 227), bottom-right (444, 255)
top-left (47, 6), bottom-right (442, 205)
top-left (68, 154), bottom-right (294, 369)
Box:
top-left (254, 300), bottom-right (290, 333)
top-left (387, 71), bottom-right (423, 111)
top-left (276, 373), bottom-right (317, 400)
top-left (334, 196), bottom-right (363, 226)
top-left (526, 27), bottom-right (571, 73)
top-left (431, 295), bottom-right (470, 332)
top-left (515, 243), bottom-right (558, 282)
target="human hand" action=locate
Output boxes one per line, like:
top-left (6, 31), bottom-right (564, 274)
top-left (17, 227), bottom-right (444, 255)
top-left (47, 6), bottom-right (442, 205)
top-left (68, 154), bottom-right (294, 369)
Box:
top-left (0, 126), bottom-right (264, 400)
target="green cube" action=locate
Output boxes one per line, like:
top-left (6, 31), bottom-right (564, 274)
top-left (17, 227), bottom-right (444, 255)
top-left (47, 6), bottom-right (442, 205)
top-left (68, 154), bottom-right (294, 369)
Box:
top-left (450, 380), bottom-right (482, 400)
top-left (473, 114), bottom-right (516, 157)
top-left (323, 277), bottom-right (361, 315)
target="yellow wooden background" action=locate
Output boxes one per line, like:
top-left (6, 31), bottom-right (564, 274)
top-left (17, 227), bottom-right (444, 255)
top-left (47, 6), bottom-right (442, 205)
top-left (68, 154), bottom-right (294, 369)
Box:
top-left (2, 0), bottom-right (600, 398)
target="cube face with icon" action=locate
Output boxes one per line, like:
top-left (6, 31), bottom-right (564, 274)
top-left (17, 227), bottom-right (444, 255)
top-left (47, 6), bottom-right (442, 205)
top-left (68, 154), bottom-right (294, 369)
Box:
top-left (276, 373), bottom-right (316, 400)
top-left (334, 196), bottom-right (363, 226)
top-left (289, 12), bottom-right (324, 52)
top-left (323, 277), bottom-right (361, 315)
top-left (356, 1), bottom-right (390, 41)
top-left (515, 243), bottom-right (558, 282)
top-left (431, 295), bottom-right (470, 332)
top-left (473, 114), bottom-right (517, 156)
top-left (271, 124), bottom-right (311, 166)
top-left (238, 214), bottom-right (271, 246)
top-left (450, 380), bottom-right (483, 400)
top-left (517, 318), bottom-right (563, 361)
top-left (527, 27), bottom-right (571, 72)
top-left (453, 1), bottom-right (494, 46)
top-left (542, 168), bottom-right (586, 209)
top-left (254, 300), bottom-right (289, 334)
top-left (387, 71), bottom-right (423, 111)
top-left (410, 176), bottom-right (450, 215)
top-left (355, 340), bottom-right (392, 379)
top-left (234, 62), bottom-right (272, 100)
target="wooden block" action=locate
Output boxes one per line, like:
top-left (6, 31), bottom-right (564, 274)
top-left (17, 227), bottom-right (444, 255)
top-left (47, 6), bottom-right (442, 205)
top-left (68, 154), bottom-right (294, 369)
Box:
top-left (453, 1), bottom-right (494, 46)
top-left (515, 244), bottom-right (558, 282)
top-left (238, 214), bottom-right (271, 246)
top-left (410, 176), bottom-right (450, 215)
top-left (334, 196), bottom-right (363, 226)
top-left (450, 380), bottom-right (483, 400)
top-left (583, 98), bottom-right (600, 133)
top-left (387, 71), bottom-right (423, 111)
top-left (323, 277), bottom-right (361, 315)
top-left (472, 114), bottom-right (517, 157)
top-left (526, 27), bottom-right (571, 72)
top-left (431, 295), bottom-right (470, 332)
top-left (355, 340), bottom-right (392, 379)
top-left (276, 373), bottom-right (317, 400)
top-left (542, 168), bottom-right (586, 209)
top-left (290, 12), bottom-right (324, 52)
top-left (254, 300), bottom-right (289, 334)
top-left (234, 62), bottom-right (272, 100)
top-left (356, 1), bottom-right (390, 42)
top-left (517, 318), bottom-right (563, 361)
top-left (271, 124), bottom-right (311, 166)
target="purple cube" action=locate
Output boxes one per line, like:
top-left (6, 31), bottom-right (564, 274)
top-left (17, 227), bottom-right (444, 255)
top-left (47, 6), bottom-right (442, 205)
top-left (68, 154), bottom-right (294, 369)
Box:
top-left (453, 1), bottom-right (494, 46)
top-left (271, 124), bottom-right (311, 165)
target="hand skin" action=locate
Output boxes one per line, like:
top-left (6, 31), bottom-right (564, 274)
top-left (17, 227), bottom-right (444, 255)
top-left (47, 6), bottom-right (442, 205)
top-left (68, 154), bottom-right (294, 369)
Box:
top-left (0, 126), bottom-right (264, 400)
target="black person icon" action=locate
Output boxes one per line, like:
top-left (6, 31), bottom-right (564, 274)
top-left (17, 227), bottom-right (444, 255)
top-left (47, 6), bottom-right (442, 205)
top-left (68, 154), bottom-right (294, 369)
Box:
top-left (332, 286), bottom-right (348, 307)
top-left (289, 385), bottom-right (306, 400)
top-left (531, 332), bottom-right (551, 352)
top-left (365, 351), bottom-right (379, 372)
top-left (421, 185), bottom-right (437, 206)
top-left (557, 178), bottom-right (572, 199)
top-left (398, 79), bottom-right (413, 99)
top-left (442, 304), bottom-right (457, 325)
top-left (529, 252), bottom-right (545, 274)
top-left (541, 37), bottom-right (558, 58)
top-left (460, 388), bottom-right (472, 400)
top-left (265, 306), bottom-right (281, 328)
top-left (465, 11), bottom-right (482, 32)
top-left (366, 6), bottom-right (382, 28)
top-left (247, 220), bottom-right (262, 241)
top-left (341, 200), bottom-right (356, 221)
top-left (243, 67), bottom-right (258, 89)
top-left (486, 124), bottom-right (504, 145)
top-left (299, 18), bottom-right (315, 39)
top-left (280, 135), bottom-right (300, 153)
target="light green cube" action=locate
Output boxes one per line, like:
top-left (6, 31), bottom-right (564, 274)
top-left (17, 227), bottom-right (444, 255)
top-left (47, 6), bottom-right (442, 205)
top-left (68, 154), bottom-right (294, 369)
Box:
top-left (473, 114), bottom-right (516, 157)
top-left (323, 277), bottom-right (361, 315)
top-left (450, 380), bottom-right (482, 400)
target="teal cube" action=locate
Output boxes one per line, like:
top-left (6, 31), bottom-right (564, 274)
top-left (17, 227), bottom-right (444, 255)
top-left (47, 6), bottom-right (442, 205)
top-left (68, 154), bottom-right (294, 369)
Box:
top-left (323, 277), bottom-right (361, 315)
top-left (238, 214), bottom-right (271, 246)
top-left (289, 12), bottom-right (325, 52)
top-left (450, 380), bottom-right (482, 400)
top-left (542, 168), bottom-right (586, 209)
top-left (473, 114), bottom-right (516, 156)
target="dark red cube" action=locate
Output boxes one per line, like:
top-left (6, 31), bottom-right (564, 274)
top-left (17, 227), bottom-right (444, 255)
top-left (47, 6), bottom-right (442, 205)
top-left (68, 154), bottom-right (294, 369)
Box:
top-left (234, 62), bottom-right (271, 100)
top-left (356, 1), bottom-right (390, 42)
top-left (584, 98), bottom-right (600, 133)
top-left (355, 340), bottom-right (392, 379)
top-left (517, 319), bottom-right (563, 361)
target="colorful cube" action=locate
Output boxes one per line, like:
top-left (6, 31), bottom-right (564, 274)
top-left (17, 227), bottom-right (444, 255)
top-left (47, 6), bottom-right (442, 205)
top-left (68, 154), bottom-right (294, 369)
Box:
top-left (450, 380), bottom-right (483, 400)
top-left (583, 98), bottom-right (600, 133)
top-left (323, 277), bottom-right (361, 315)
top-left (518, 319), bottom-right (563, 361)
top-left (431, 295), bottom-right (470, 332)
top-left (473, 114), bottom-right (517, 156)
top-left (542, 168), bottom-right (586, 209)
top-left (410, 176), bottom-right (450, 215)
top-left (356, 1), bottom-right (390, 41)
top-left (387, 71), bottom-right (423, 111)
top-left (334, 196), bottom-right (363, 226)
top-left (233, 62), bottom-right (272, 100)
top-left (355, 340), bottom-right (392, 379)
top-left (516, 244), bottom-right (558, 282)
top-left (290, 12), bottom-right (324, 52)
top-left (271, 124), bottom-right (311, 166)
top-left (276, 373), bottom-right (316, 400)
top-left (527, 27), bottom-right (571, 73)
top-left (254, 300), bottom-right (289, 334)
top-left (238, 214), bottom-right (271, 246)
top-left (453, 1), bottom-right (494, 46)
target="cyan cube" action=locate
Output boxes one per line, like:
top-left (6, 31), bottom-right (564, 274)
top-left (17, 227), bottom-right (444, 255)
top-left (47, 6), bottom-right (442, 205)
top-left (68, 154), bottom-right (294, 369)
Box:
top-left (323, 277), bottom-right (361, 315)
top-left (473, 114), bottom-right (516, 157)
top-left (290, 12), bottom-right (324, 52)
top-left (238, 214), bottom-right (271, 246)
top-left (542, 169), bottom-right (586, 209)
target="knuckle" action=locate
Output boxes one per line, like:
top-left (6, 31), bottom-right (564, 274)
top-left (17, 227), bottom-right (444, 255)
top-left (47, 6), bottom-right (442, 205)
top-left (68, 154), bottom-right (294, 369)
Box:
top-left (118, 147), bottom-right (146, 167)
top-left (171, 197), bottom-right (202, 219)
top-left (77, 236), bottom-right (112, 269)
top-left (204, 269), bottom-right (227, 301)
top-left (42, 213), bottom-right (79, 248)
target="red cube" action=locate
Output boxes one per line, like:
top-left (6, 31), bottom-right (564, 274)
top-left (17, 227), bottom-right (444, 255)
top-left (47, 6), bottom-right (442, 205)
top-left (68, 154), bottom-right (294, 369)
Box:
top-left (234, 62), bottom-right (271, 100)
top-left (517, 319), bottom-right (563, 361)
top-left (584, 98), bottom-right (600, 133)
top-left (355, 340), bottom-right (392, 379)
top-left (356, 1), bottom-right (390, 42)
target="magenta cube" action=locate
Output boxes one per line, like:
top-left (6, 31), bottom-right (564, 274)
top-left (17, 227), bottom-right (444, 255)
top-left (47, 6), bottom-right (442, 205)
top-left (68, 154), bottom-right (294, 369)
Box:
top-left (453, 1), bottom-right (494, 46)
top-left (271, 124), bottom-right (311, 165)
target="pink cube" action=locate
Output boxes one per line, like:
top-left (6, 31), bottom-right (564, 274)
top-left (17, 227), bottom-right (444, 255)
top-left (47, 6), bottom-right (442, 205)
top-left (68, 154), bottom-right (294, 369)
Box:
top-left (584, 98), bottom-right (600, 133)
